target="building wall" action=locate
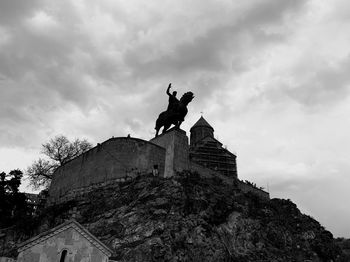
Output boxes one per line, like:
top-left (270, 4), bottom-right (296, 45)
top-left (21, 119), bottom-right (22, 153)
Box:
top-left (150, 128), bottom-right (189, 178)
top-left (17, 227), bottom-right (108, 262)
top-left (190, 137), bottom-right (237, 178)
top-left (0, 258), bottom-right (16, 262)
top-left (48, 137), bottom-right (165, 202)
top-left (190, 126), bottom-right (213, 147)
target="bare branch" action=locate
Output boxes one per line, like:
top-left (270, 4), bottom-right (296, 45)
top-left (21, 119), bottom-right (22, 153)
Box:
top-left (26, 135), bottom-right (92, 190)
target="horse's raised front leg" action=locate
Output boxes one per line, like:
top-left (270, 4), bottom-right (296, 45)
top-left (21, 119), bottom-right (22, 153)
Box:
top-left (162, 123), bottom-right (171, 134)
top-left (176, 121), bottom-right (183, 129)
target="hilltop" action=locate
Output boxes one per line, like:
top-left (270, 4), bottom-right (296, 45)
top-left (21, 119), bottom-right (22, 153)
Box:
top-left (4, 171), bottom-right (342, 261)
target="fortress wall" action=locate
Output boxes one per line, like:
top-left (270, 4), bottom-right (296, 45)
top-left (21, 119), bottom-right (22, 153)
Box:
top-left (190, 161), bottom-right (269, 200)
top-left (237, 180), bottom-right (270, 200)
top-left (48, 137), bottom-right (165, 202)
top-left (190, 161), bottom-right (234, 185)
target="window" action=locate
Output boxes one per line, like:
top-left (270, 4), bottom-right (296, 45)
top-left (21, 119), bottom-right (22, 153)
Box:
top-left (60, 250), bottom-right (68, 262)
top-left (152, 165), bottom-right (159, 176)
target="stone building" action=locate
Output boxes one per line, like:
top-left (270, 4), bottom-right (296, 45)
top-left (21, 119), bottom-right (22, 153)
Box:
top-left (189, 116), bottom-right (237, 178)
top-left (48, 137), bottom-right (166, 203)
top-left (0, 257), bottom-right (15, 262)
top-left (17, 219), bottom-right (112, 262)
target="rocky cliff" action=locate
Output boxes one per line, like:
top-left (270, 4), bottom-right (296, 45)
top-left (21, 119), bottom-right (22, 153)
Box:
top-left (1, 172), bottom-right (343, 261)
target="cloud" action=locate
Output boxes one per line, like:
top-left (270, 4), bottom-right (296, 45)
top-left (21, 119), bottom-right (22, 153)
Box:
top-left (1, 0), bottom-right (350, 238)
top-left (285, 55), bottom-right (350, 107)
top-left (0, 0), bottom-right (309, 149)
top-left (0, 0), bottom-right (42, 26)
top-left (124, 0), bottom-right (307, 77)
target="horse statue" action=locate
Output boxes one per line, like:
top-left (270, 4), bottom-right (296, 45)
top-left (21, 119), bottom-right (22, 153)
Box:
top-left (155, 91), bottom-right (194, 137)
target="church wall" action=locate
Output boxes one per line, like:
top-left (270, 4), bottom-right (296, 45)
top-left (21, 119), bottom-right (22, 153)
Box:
top-left (17, 227), bottom-right (108, 262)
top-left (48, 137), bottom-right (165, 203)
top-left (189, 137), bottom-right (237, 179)
top-left (190, 127), bottom-right (213, 147)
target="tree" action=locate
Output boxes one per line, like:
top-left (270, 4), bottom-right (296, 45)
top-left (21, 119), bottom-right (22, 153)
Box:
top-left (0, 169), bottom-right (27, 227)
top-left (26, 135), bottom-right (92, 189)
top-left (26, 158), bottom-right (57, 189)
top-left (42, 135), bottom-right (92, 165)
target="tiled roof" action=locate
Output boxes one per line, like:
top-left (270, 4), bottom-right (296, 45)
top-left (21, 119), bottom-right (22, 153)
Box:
top-left (17, 219), bottom-right (113, 257)
top-left (190, 116), bottom-right (214, 130)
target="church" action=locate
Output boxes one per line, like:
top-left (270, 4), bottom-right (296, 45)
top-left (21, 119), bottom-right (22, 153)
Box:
top-left (189, 116), bottom-right (237, 178)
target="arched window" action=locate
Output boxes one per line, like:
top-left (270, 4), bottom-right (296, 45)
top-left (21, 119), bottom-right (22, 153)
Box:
top-left (59, 250), bottom-right (68, 262)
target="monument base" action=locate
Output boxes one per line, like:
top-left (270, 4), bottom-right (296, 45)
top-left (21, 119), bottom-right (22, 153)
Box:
top-left (150, 128), bottom-right (189, 178)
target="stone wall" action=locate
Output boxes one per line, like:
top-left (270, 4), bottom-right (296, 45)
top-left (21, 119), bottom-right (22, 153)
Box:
top-left (150, 128), bottom-right (189, 178)
top-left (190, 161), bottom-right (269, 200)
top-left (0, 257), bottom-right (15, 262)
top-left (190, 161), bottom-right (234, 184)
top-left (237, 180), bottom-right (270, 200)
top-left (48, 137), bottom-right (165, 203)
top-left (48, 176), bottom-right (134, 206)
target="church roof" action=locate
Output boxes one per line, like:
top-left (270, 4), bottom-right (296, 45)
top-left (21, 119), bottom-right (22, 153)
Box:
top-left (190, 116), bottom-right (214, 131)
top-left (18, 219), bottom-right (113, 257)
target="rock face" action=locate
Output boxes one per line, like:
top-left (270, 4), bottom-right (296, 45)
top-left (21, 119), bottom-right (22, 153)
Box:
top-left (31, 172), bottom-right (340, 262)
top-left (1, 172), bottom-right (343, 261)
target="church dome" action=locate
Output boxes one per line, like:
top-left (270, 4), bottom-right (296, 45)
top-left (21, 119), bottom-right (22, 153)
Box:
top-left (190, 116), bottom-right (214, 146)
top-left (190, 116), bottom-right (214, 132)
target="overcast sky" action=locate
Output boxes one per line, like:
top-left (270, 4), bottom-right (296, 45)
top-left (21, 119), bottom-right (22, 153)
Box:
top-left (1, 0), bottom-right (350, 237)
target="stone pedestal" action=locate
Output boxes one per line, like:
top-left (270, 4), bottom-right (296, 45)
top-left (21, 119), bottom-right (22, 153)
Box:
top-left (150, 128), bottom-right (189, 178)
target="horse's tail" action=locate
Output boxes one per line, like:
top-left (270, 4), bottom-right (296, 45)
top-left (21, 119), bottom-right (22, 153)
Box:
top-left (155, 111), bottom-right (166, 129)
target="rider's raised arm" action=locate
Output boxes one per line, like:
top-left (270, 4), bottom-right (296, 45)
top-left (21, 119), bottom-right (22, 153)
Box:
top-left (166, 83), bottom-right (172, 96)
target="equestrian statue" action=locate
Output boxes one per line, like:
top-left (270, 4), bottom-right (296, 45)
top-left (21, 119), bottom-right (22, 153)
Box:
top-left (155, 83), bottom-right (194, 137)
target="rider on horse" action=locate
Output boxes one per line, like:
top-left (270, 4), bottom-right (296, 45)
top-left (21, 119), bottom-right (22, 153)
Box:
top-left (154, 83), bottom-right (194, 137)
top-left (166, 83), bottom-right (179, 116)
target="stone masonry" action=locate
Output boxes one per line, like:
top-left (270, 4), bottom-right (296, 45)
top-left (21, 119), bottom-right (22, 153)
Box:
top-left (150, 128), bottom-right (189, 178)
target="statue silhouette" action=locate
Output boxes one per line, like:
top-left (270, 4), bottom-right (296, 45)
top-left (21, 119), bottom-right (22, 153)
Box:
top-left (155, 83), bottom-right (194, 137)
top-left (166, 83), bottom-right (179, 114)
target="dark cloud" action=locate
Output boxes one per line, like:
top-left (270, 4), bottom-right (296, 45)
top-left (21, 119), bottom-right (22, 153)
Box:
top-left (0, 0), bottom-right (310, 129)
top-left (121, 0), bottom-right (309, 119)
top-left (124, 0), bottom-right (307, 79)
top-left (0, 0), bottom-right (42, 25)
